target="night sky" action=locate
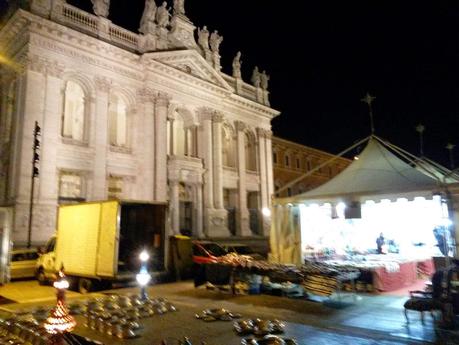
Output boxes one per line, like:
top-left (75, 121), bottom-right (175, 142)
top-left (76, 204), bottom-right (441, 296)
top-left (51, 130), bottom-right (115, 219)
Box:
top-left (66, 1), bottom-right (458, 165)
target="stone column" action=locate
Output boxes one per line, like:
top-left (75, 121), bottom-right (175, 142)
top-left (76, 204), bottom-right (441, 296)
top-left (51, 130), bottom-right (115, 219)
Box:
top-left (257, 128), bottom-right (270, 236)
top-left (212, 113), bottom-right (224, 209)
top-left (154, 93), bottom-right (169, 202)
top-left (170, 179), bottom-right (180, 235)
top-left (201, 113), bottom-right (214, 208)
top-left (195, 182), bottom-right (204, 238)
top-left (136, 88), bottom-right (155, 201)
top-left (92, 76), bottom-right (111, 200)
top-left (265, 130), bottom-right (274, 206)
top-left (236, 121), bottom-right (250, 236)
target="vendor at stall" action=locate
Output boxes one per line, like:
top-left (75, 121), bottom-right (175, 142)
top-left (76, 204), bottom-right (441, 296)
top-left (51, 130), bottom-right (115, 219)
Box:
top-left (376, 233), bottom-right (387, 254)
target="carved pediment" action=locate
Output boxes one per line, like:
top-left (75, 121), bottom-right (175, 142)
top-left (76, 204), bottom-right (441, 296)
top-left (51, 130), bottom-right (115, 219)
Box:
top-left (142, 50), bottom-right (232, 91)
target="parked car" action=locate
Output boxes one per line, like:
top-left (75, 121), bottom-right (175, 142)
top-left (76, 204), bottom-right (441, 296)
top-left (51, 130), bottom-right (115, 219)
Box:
top-left (192, 241), bottom-right (227, 264)
top-left (221, 244), bottom-right (265, 260)
top-left (10, 248), bottom-right (39, 280)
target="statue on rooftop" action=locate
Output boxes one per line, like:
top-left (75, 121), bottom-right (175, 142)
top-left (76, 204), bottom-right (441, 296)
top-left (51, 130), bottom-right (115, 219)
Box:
top-left (173, 0), bottom-right (185, 15)
top-left (232, 51), bottom-right (242, 79)
top-left (197, 26), bottom-right (210, 50)
top-left (209, 30), bottom-right (223, 54)
top-left (251, 66), bottom-right (261, 88)
top-left (139, 0), bottom-right (157, 34)
top-left (156, 1), bottom-right (170, 28)
top-left (90, 0), bottom-right (110, 17)
top-left (261, 70), bottom-right (270, 90)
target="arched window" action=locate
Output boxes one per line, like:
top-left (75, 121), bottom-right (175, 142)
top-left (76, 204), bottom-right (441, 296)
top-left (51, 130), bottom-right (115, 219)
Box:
top-left (108, 93), bottom-right (128, 147)
top-left (222, 126), bottom-right (236, 167)
top-left (245, 132), bottom-right (257, 171)
top-left (62, 81), bottom-right (85, 141)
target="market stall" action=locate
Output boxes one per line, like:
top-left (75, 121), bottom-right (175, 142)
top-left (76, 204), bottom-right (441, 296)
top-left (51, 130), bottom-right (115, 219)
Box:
top-left (271, 136), bottom-right (457, 292)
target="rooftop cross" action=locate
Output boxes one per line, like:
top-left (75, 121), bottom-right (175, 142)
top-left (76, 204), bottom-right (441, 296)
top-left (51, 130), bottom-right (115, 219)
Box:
top-left (361, 92), bottom-right (376, 134)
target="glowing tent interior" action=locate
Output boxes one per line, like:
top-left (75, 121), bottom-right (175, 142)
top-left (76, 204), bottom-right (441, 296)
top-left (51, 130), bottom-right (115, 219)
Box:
top-left (270, 136), bottom-right (459, 266)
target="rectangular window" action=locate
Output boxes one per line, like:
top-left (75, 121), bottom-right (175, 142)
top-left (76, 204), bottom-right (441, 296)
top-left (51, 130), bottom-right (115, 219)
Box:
top-left (285, 155), bottom-right (289, 167)
top-left (296, 158), bottom-right (300, 169)
top-left (287, 187), bottom-right (292, 197)
top-left (108, 176), bottom-right (123, 200)
top-left (273, 152), bottom-right (277, 164)
top-left (58, 172), bottom-right (85, 203)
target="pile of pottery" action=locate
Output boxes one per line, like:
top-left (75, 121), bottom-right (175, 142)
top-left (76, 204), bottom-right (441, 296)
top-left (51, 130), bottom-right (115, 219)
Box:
top-left (0, 317), bottom-right (48, 345)
top-left (234, 319), bottom-right (284, 336)
top-left (84, 294), bottom-right (177, 339)
top-left (241, 335), bottom-right (298, 345)
top-left (195, 308), bottom-right (241, 322)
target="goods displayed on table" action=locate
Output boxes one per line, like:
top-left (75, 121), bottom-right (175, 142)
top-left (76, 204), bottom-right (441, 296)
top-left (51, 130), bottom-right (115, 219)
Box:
top-left (195, 308), bottom-right (242, 321)
top-left (322, 253), bottom-right (435, 292)
top-left (234, 319), bottom-right (285, 335)
top-left (201, 253), bottom-right (360, 298)
top-left (84, 295), bottom-right (177, 339)
top-left (241, 334), bottom-right (298, 345)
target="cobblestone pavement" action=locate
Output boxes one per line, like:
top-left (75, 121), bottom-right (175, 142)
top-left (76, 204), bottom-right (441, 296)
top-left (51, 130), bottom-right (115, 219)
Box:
top-left (1, 281), bottom-right (459, 344)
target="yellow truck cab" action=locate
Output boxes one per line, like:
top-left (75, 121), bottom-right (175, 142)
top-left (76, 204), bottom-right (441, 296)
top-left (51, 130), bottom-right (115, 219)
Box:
top-left (36, 200), bottom-right (168, 293)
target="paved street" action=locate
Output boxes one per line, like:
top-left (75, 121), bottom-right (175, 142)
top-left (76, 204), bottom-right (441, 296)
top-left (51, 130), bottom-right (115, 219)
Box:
top-left (0, 280), bottom-right (458, 344)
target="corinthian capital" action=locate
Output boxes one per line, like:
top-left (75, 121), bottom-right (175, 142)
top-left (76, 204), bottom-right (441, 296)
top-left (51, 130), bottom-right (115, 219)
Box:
top-left (46, 61), bottom-right (65, 78)
top-left (136, 87), bottom-right (156, 103)
top-left (156, 92), bottom-right (171, 107)
top-left (212, 112), bottom-right (224, 123)
top-left (27, 55), bottom-right (47, 74)
top-left (94, 76), bottom-right (111, 92)
top-left (235, 120), bottom-right (247, 132)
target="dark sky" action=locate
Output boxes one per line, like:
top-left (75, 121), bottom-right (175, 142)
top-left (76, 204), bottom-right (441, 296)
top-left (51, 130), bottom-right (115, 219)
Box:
top-left (68, 0), bottom-right (458, 166)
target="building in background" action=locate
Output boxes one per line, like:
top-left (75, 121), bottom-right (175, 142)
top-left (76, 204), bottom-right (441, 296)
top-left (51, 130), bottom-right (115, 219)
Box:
top-left (0, 0), bottom-right (279, 246)
top-left (272, 137), bottom-right (351, 198)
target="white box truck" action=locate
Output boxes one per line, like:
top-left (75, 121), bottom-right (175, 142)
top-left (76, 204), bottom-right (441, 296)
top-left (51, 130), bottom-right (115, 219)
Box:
top-left (36, 200), bottom-right (168, 293)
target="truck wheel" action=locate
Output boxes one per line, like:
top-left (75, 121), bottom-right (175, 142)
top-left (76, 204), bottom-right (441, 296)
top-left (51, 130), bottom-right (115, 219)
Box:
top-left (78, 278), bottom-right (93, 294)
top-left (36, 268), bottom-right (47, 286)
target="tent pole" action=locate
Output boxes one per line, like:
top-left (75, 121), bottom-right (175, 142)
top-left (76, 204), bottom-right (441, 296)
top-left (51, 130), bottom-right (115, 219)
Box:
top-left (373, 136), bottom-right (446, 184)
top-left (275, 136), bottom-right (371, 197)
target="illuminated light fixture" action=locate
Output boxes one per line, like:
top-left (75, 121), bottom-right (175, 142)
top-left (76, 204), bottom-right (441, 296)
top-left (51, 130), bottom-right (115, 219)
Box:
top-left (44, 268), bottom-right (76, 340)
top-left (354, 156), bottom-right (359, 160)
top-left (262, 207), bottom-right (271, 217)
top-left (136, 250), bottom-right (151, 300)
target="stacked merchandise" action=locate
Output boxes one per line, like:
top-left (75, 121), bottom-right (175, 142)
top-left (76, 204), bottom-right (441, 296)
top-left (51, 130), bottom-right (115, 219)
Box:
top-left (210, 254), bottom-right (360, 298)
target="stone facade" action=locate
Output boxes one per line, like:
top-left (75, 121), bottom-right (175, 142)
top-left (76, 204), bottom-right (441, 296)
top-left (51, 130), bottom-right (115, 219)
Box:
top-left (272, 137), bottom-right (351, 198)
top-left (0, 1), bottom-right (279, 246)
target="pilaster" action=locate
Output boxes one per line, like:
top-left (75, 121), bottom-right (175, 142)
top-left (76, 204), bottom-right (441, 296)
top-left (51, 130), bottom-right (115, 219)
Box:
top-left (236, 121), bottom-right (250, 236)
top-left (195, 182), bottom-right (204, 238)
top-left (170, 179), bottom-right (180, 235)
top-left (13, 61), bottom-right (47, 244)
top-left (257, 128), bottom-right (270, 236)
top-left (92, 76), bottom-right (110, 200)
top-left (137, 88), bottom-right (155, 201)
top-left (212, 113), bottom-right (224, 209)
top-left (154, 92), bottom-right (170, 202)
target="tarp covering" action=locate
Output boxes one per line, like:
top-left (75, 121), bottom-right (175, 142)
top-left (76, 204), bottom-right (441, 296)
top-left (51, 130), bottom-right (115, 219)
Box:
top-left (277, 138), bottom-right (441, 204)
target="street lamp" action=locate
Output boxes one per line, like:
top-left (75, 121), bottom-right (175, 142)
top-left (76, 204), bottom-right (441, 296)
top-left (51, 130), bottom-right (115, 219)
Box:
top-left (136, 250), bottom-right (151, 301)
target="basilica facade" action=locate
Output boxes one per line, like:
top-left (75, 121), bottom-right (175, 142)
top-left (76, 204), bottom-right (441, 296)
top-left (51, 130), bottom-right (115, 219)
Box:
top-left (0, 0), bottom-right (279, 245)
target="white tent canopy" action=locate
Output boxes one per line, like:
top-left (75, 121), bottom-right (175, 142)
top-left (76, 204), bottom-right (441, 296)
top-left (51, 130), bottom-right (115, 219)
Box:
top-left (276, 137), bottom-right (444, 205)
top-left (270, 136), bottom-right (455, 265)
